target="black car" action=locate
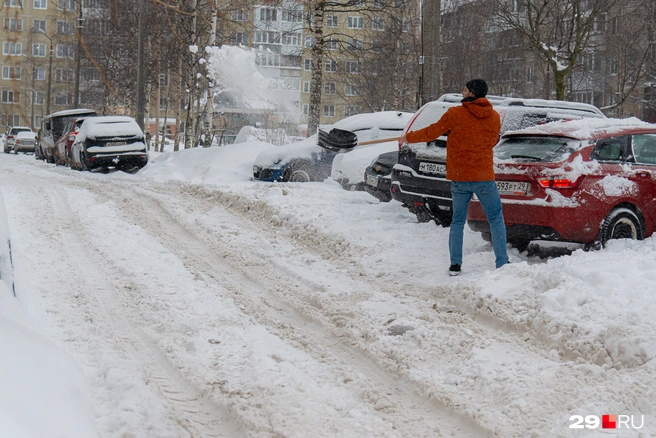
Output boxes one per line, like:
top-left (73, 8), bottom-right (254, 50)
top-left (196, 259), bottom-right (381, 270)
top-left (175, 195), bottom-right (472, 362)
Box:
top-left (391, 96), bottom-right (607, 225)
top-left (70, 116), bottom-right (148, 172)
top-left (363, 151), bottom-right (399, 202)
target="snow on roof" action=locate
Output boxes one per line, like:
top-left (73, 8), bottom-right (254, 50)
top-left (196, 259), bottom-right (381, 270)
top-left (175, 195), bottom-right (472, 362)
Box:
top-left (332, 111), bottom-right (414, 133)
top-left (502, 117), bottom-right (656, 140)
top-left (45, 108), bottom-right (96, 118)
top-left (14, 131), bottom-right (37, 139)
top-left (77, 116), bottom-right (144, 140)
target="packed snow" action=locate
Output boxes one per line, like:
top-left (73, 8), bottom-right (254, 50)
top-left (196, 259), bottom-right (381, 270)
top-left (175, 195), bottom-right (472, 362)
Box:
top-left (1, 130), bottom-right (655, 436)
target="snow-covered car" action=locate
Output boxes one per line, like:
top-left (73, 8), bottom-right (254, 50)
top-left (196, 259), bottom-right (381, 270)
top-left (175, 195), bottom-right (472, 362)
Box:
top-left (468, 117), bottom-right (656, 250)
top-left (55, 116), bottom-right (91, 166)
top-left (37, 109), bottom-right (98, 162)
top-left (252, 111), bottom-right (413, 183)
top-left (70, 116), bottom-right (148, 173)
top-left (11, 131), bottom-right (37, 154)
top-left (4, 126), bottom-right (32, 153)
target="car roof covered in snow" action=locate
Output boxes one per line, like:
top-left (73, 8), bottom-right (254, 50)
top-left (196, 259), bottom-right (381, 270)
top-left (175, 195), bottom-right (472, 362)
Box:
top-left (502, 117), bottom-right (656, 140)
top-left (331, 111), bottom-right (414, 133)
top-left (45, 108), bottom-right (96, 118)
top-left (14, 131), bottom-right (37, 139)
top-left (77, 116), bottom-right (144, 139)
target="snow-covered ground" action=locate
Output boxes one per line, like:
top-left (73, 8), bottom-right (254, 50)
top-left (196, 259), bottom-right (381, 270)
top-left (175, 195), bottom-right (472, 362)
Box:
top-left (1, 141), bottom-right (655, 437)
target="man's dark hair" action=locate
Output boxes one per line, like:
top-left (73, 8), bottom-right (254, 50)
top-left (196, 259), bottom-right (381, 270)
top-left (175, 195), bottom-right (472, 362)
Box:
top-left (466, 79), bottom-right (488, 98)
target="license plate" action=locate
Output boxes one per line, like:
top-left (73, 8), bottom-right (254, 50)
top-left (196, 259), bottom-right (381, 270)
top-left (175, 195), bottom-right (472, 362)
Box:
top-left (418, 161), bottom-right (446, 175)
top-left (105, 141), bottom-right (127, 147)
top-left (365, 174), bottom-right (379, 187)
top-left (496, 181), bottom-right (528, 195)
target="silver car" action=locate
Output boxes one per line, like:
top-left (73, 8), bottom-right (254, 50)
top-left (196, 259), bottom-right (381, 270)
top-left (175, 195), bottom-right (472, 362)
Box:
top-left (4, 126), bottom-right (32, 153)
top-left (12, 131), bottom-right (37, 153)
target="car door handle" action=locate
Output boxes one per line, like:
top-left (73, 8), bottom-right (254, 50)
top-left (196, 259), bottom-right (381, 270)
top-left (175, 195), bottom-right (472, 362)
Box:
top-left (636, 170), bottom-right (652, 178)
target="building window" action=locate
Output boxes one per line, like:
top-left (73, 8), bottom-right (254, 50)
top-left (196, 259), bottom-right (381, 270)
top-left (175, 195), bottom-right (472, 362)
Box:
top-left (594, 13), bottom-right (606, 33)
top-left (326, 15), bottom-right (338, 28)
top-left (302, 104), bottom-right (309, 116)
top-left (32, 91), bottom-right (44, 105)
top-left (372, 17), bottom-right (385, 31)
top-left (325, 60), bottom-right (336, 72)
top-left (4, 18), bottom-right (23, 32)
top-left (345, 84), bottom-right (359, 96)
top-left (282, 8), bottom-right (302, 23)
top-left (345, 106), bottom-right (359, 117)
top-left (610, 17), bottom-right (619, 35)
top-left (3, 0), bottom-right (23, 6)
top-left (346, 38), bottom-right (363, 51)
top-left (57, 0), bottom-right (75, 10)
top-left (526, 66), bottom-right (534, 83)
top-left (302, 81), bottom-right (310, 93)
top-left (55, 92), bottom-right (69, 105)
top-left (3, 42), bottom-right (22, 56)
top-left (230, 32), bottom-right (247, 45)
top-left (57, 21), bottom-right (74, 35)
top-left (324, 82), bottom-right (336, 95)
top-left (56, 44), bottom-right (74, 58)
top-left (259, 7), bottom-right (277, 22)
top-left (345, 61), bottom-right (361, 74)
top-left (282, 32), bottom-right (301, 46)
top-left (34, 0), bottom-right (47, 8)
top-left (347, 16), bottom-right (364, 29)
top-left (323, 105), bottom-right (335, 117)
top-left (374, 0), bottom-right (386, 8)
top-left (326, 38), bottom-right (338, 50)
top-left (394, 0), bottom-right (409, 9)
top-left (2, 90), bottom-right (19, 104)
top-left (33, 43), bottom-right (46, 57)
top-left (33, 67), bottom-right (45, 81)
top-left (33, 20), bottom-right (46, 33)
top-left (159, 96), bottom-right (168, 110)
top-left (55, 68), bottom-right (75, 82)
top-left (2, 66), bottom-right (21, 79)
top-left (231, 10), bottom-right (247, 22)
top-left (305, 36), bottom-right (313, 48)
top-left (304, 59), bottom-right (312, 70)
top-left (610, 58), bottom-right (618, 76)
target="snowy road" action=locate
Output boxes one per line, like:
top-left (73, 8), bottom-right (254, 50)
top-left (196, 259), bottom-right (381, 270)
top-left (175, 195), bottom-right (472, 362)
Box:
top-left (1, 152), bottom-right (654, 437)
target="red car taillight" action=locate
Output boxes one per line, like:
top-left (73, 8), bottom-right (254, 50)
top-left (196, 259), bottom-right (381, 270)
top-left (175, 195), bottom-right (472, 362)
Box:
top-left (7, 135), bottom-right (14, 140)
top-left (536, 175), bottom-right (585, 189)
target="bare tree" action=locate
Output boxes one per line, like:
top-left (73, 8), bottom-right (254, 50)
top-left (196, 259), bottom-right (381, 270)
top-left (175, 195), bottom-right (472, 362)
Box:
top-left (492, 0), bottom-right (621, 100)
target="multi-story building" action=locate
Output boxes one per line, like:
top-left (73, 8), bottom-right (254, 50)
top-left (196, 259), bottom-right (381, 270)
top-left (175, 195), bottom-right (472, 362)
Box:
top-left (2, 0), bottom-right (80, 130)
top-left (299, 0), bottom-right (421, 125)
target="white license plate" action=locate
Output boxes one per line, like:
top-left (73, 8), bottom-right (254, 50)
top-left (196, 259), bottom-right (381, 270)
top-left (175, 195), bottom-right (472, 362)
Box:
top-left (418, 161), bottom-right (446, 175)
top-left (365, 174), bottom-right (379, 187)
top-left (496, 181), bottom-right (528, 195)
top-left (105, 141), bottom-right (127, 147)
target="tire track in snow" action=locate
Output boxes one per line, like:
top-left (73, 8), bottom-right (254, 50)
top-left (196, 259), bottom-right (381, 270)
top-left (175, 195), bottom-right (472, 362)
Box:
top-left (81, 180), bottom-right (494, 438)
top-left (41, 182), bottom-right (245, 438)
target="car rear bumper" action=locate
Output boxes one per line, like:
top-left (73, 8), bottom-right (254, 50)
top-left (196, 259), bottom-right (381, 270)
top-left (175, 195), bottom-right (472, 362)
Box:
top-left (391, 165), bottom-right (452, 213)
top-left (84, 151), bottom-right (148, 169)
top-left (13, 144), bottom-right (35, 152)
top-left (468, 199), bottom-right (600, 243)
top-left (363, 171), bottom-right (392, 202)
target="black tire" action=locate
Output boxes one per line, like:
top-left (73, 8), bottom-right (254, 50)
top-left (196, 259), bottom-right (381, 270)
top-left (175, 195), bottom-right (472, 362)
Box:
top-left (597, 207), bottom-right (643, 247)
top-left (285, 167), bottom-right (311, 182)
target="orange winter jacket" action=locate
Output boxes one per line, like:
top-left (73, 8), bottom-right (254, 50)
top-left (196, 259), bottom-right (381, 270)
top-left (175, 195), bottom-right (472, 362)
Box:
top-left (405, 98), bottom-right (500, 182)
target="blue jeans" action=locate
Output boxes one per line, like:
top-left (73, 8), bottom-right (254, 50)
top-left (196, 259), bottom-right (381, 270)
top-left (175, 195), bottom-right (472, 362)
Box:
top-left (449, 181), bottom-right (508, 268)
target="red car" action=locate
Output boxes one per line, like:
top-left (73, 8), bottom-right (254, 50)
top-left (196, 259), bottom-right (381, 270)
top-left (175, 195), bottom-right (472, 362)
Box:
top-left (55, 116), bottom-right (90, 166)
top-left (467, 118), bottom-right (656, 250)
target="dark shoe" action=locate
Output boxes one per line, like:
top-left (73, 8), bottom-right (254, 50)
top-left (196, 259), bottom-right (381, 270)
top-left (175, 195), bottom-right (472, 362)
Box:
top-left (449, 264), bottom-right (461, 276)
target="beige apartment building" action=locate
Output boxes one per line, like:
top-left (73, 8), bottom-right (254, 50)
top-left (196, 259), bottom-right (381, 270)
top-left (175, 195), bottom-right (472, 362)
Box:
top-left (2, 0), bottom-right (78, 130)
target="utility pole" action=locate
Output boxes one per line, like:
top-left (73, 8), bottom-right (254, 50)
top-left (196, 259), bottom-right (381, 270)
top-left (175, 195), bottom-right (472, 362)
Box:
top-left (136, 0), bottom-right (146, 130)
top-left (420, 0), bottom-right (441, 107)
top-left (37, 29), bottom-right (54, 115)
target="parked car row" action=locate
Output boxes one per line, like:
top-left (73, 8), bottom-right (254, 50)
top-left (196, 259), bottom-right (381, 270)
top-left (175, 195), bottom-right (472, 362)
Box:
top-left (35, 109), bottom-right (148, 173)
top-left (252, 94), bottom-right (656, 250)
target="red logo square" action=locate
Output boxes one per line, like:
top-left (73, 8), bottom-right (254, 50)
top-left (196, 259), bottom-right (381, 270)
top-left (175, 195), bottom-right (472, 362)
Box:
top-left (602, 414), bottom-right (616, 429)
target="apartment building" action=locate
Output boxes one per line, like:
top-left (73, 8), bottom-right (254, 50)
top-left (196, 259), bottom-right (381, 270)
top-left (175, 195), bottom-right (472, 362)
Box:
top-left (2, 0), bottom-right (80, 130)
top-left (299, 0), bottom-right (421, 125)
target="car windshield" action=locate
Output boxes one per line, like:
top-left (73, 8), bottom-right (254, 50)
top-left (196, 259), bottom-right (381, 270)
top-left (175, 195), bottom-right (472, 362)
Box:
top-left (495, 136), bottom-right (581, 162)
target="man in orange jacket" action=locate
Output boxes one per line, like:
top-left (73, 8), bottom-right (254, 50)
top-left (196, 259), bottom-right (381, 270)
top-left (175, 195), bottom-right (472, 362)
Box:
top-left (405, 79), bottom-right (508, 276)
